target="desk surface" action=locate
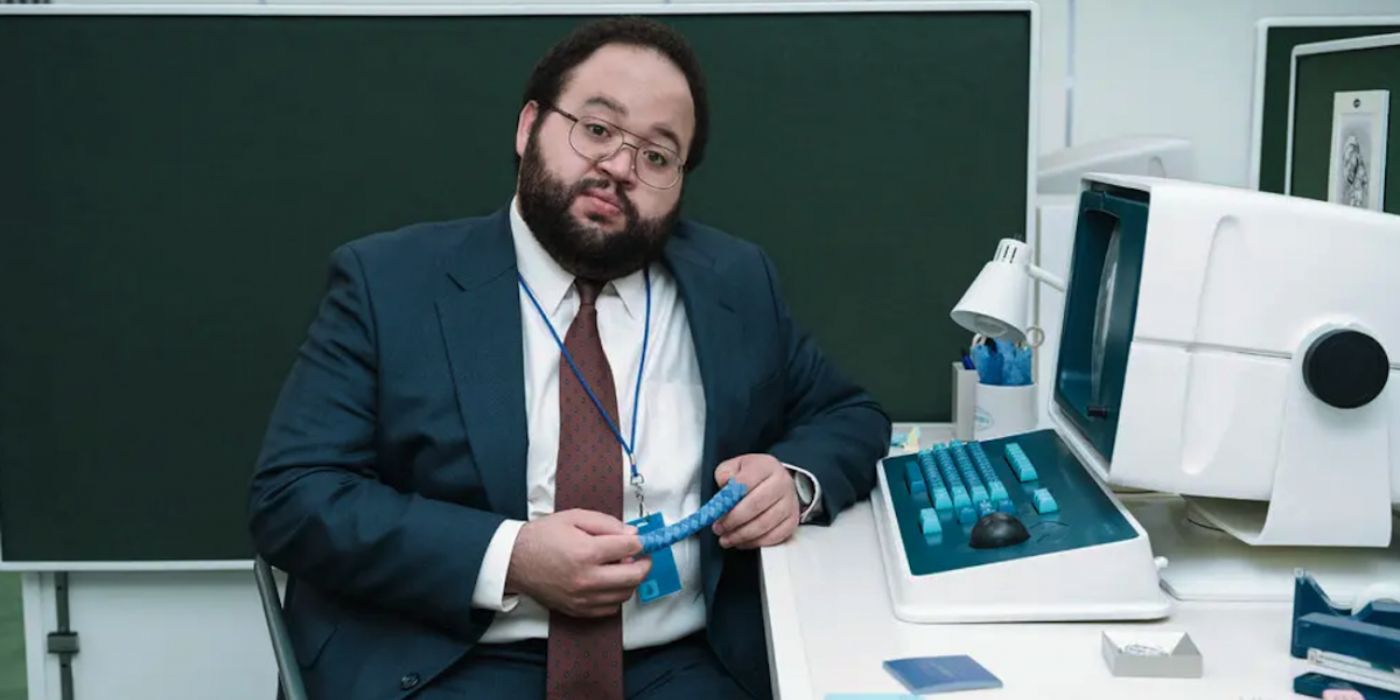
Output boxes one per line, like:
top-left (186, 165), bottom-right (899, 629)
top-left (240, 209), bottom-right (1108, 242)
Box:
top-left (760, 428), bottom-right (1309, 700)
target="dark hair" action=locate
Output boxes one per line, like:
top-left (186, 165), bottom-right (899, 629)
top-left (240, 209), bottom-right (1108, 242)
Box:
top-left (521, 17), bottom-right (709, 172)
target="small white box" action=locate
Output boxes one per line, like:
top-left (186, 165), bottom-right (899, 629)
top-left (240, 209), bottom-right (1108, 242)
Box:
top-left (1101, 631), bottom-right (1203, 678)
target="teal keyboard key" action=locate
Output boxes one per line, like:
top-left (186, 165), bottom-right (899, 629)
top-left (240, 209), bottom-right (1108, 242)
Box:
top-left (932, 490), bottom-right (953, 512)
top-left (917, 451), bottom-right (953, 514)
top-left (905, 463), bottom-right (926, 495)
top-left (988, 481), bottom-right (1009, 502)
top-left (968, 441), bottom-right (1003, 483)
top-left (920, 507), bottom-right (942, 536)
top-left (1033, 488), bottom-right (1059, 514)
top-left (932, 446), bottom-right (965, 492)
top-left (957, 506), bottom-right (977, 525)
top-left (976, 500), bottom-right (995, 517)
top-left (950, 441), bottom-right (985, 493)
top-left (995, 498), bottom-right (1015, 514)
top-left (952, 488), bottom-right (971, 511)
top-left (1005, 443), bottom-right (1039, 482)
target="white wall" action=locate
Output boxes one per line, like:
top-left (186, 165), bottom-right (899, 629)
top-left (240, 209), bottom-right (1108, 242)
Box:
top-left (23, 572), bottom-right (276, 700)
top-left (1070, 0), bottom-right (1400, 188)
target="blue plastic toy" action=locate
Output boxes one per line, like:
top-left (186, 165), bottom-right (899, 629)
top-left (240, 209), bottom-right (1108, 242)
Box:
top-left (639, 481), bottom-right (748, 554)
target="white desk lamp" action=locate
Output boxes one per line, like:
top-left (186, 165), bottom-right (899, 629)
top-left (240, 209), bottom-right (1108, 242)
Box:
top-left (950, 238), bottom-right (1065, 346)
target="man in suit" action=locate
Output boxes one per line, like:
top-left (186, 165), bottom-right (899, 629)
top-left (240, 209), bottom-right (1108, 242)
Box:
top-left (249, 16), bottom-right (890, 700)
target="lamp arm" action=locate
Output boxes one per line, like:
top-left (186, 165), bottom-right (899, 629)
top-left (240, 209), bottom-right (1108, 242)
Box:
top-left (1028, 265), bottom-right (1066, 291)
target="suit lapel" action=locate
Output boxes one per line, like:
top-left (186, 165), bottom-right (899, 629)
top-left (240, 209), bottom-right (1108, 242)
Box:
top-left (663, 226), bottom-right (745, 604)
top-left (436, 210), bottom-right (530, 521)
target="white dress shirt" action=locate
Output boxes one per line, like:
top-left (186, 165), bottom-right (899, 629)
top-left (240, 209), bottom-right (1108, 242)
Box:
top-left (469, 198), bottom-right (819, 649)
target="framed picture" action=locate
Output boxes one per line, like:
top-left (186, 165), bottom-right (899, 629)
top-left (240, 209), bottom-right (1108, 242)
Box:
top-left (1327, 90), bottom-right (1389, 211)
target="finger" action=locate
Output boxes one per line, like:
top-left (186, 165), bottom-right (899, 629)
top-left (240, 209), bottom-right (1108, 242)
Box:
top-left (584, 581), bottom-right (645, 607)
top-left (568, 509), bottom-right (635, 536)
top-left (588, 558), bottom-right (652, 590)
top-left (742, 518), bottom-right (799, 549)
top-left (721, 495), bottom-right (794, 548)
top-left (714, 470), bottom-right (787, 535)
top-left (589, 533), bottom-right (644, 563)
top-left (713, 457), bottom-right (741, 487)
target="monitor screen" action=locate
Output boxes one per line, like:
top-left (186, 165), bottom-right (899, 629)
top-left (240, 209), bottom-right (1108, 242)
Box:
top-left (1054, 182), bottom-right (1151, 461)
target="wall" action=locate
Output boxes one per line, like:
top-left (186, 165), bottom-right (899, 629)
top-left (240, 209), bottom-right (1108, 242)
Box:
top-left (1071, 0), bottom-right (1400, 188)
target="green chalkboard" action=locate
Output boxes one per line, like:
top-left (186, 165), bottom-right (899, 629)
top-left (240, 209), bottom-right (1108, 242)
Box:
top-left (0, 10), bottom-right (1032, 563)
top-left (1257, 24), bottom-right (1400, 194)
top-left (1288, 40), bottom-right (1400, 212)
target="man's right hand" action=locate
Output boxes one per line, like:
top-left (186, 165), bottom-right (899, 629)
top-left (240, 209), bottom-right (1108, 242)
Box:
top-left (505, 509), bottom-right (650, 618)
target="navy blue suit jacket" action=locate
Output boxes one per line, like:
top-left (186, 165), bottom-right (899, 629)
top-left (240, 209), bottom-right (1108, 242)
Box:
top-left (249, 209), bottom-right (891, 700)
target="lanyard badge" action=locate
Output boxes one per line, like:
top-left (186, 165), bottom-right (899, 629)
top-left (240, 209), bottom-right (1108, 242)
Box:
top-left (518, 270), bottom-right (653, 519)
top-left (519, 269), bottom-right (684, 603)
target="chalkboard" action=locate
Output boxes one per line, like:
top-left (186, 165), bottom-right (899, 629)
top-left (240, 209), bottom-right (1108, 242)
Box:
top-left (0, 8), bottom-right (1033, 563)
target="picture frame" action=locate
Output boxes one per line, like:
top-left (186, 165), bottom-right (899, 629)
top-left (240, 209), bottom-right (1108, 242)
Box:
top-left (1327, 89), bottom-right (1389, 211)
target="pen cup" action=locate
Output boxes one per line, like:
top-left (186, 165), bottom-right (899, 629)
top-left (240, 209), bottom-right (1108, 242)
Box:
top-left (974, 382), bottom-right (1036, 441)
top-left (951, 362), bottom-right (978, 440)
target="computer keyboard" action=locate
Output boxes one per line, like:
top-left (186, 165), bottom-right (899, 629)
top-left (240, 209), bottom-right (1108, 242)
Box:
top-left (872, 428), bottom-right (1171, 621)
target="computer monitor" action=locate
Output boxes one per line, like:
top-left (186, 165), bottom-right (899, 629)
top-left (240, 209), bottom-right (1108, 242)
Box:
top-left (1047, 174), bottom-right (1399, 548)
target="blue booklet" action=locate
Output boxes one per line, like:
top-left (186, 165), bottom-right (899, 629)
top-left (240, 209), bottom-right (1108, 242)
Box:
top-left (882, 655), bottom-right (1002, 694)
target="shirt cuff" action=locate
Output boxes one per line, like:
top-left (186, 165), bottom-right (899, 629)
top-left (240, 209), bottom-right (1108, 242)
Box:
top-left (783, 462), bottom-right (824, 523)
top-left (471, 519), bottom-right (525, 612)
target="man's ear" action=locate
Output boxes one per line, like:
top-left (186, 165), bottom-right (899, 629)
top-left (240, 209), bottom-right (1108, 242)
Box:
top-left (516, 101), bottom-right (540, 159)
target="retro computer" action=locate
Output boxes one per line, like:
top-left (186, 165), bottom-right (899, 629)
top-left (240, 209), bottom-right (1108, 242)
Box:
top-left (872, 174), bottom-right (1400, 622)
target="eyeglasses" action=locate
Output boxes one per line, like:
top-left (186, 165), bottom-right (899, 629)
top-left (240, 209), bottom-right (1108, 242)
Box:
top-left (542, 104), bottom-right (685, 190)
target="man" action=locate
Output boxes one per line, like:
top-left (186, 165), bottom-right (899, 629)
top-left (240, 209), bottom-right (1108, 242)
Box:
top-left (249, 16), bottom-right (889, 700)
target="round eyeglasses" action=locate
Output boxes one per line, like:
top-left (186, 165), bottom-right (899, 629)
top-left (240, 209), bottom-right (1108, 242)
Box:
top-left (544, 104), bottom-right (685, 190)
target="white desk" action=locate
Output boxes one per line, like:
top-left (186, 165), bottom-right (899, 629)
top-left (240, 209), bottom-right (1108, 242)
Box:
top-left (759, 427), bottom-right (1311, 700)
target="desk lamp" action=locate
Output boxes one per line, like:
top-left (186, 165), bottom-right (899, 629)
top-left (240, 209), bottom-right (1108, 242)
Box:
top-left (951, 238), bottom-right (1065, 347)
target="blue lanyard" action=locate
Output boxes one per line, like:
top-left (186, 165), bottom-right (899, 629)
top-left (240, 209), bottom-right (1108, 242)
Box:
top-left (518, 270), bottom-right (652, 513)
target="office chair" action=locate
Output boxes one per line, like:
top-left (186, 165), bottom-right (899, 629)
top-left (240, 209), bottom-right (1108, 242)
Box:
top-left (254, 556), bottom-right (310, 700)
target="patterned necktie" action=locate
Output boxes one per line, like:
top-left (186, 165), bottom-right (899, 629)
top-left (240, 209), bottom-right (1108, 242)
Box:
top-left (547, 278), bottom-right (624, 700)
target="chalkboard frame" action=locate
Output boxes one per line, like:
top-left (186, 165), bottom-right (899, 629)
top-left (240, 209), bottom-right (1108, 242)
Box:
top-left (1284, 31), bottom-right (1400, 207)
top-left (0, 0), bottom-right (1037, 570)
top-left (1249, 16), bottom-right (1400, 191)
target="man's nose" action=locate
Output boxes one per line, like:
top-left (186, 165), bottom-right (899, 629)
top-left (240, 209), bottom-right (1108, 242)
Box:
top-left (595, 144), bottom-right (637, 187)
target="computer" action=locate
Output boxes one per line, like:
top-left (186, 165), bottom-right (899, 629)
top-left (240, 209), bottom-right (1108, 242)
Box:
top-left (873, 174), bottom-right (1400, 623)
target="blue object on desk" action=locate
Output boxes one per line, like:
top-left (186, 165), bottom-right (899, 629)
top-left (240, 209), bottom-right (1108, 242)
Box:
top-left (883, 655), bottom-right (1002, 694)
top-left (1290, 571), bottom-right (1400, 699)
top-left (970, 339), bottom-right (1033, 386)
top-left (880, 430), bottom-right (1136, 576)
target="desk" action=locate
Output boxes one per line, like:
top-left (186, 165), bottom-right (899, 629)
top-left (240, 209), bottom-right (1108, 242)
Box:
top-left (760, 426), bottom-right (1310, 700)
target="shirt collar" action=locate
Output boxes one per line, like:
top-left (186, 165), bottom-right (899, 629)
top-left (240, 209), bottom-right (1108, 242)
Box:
top-left (509, 195), bottom-right (648, 319)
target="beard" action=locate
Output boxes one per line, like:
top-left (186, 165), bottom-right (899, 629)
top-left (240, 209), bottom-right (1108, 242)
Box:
top-left (517, 134), bottom-right (680, 282)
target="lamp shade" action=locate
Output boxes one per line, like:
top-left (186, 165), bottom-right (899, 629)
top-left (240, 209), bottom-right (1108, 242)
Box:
top-left (951, 256), bottom-right (1031, 344)
top-left (951, 238), bottom-right (1067, 345)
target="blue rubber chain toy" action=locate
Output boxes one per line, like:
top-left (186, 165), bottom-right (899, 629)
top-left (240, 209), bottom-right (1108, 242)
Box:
top-left (639, 481), bottom-right (749, 554)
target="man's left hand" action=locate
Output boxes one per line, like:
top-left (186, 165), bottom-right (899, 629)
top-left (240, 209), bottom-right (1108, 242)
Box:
top-left (712, 454), bottom-right (799, 549)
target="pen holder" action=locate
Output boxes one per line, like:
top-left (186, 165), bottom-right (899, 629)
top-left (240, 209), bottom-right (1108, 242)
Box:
top-left (951, 362), bottom-right (978, 440)
top-left (974, 382), bottom-right (1036, 441)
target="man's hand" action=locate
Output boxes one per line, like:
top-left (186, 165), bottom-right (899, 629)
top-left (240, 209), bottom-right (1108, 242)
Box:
top-left (505, 509), bottom-right (650, 618)
top-left (712, 454), bottom-right (800, 549)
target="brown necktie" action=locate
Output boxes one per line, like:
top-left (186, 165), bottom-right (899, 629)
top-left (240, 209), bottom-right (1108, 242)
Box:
top-left (546, 278), bottom-right (624, 700)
